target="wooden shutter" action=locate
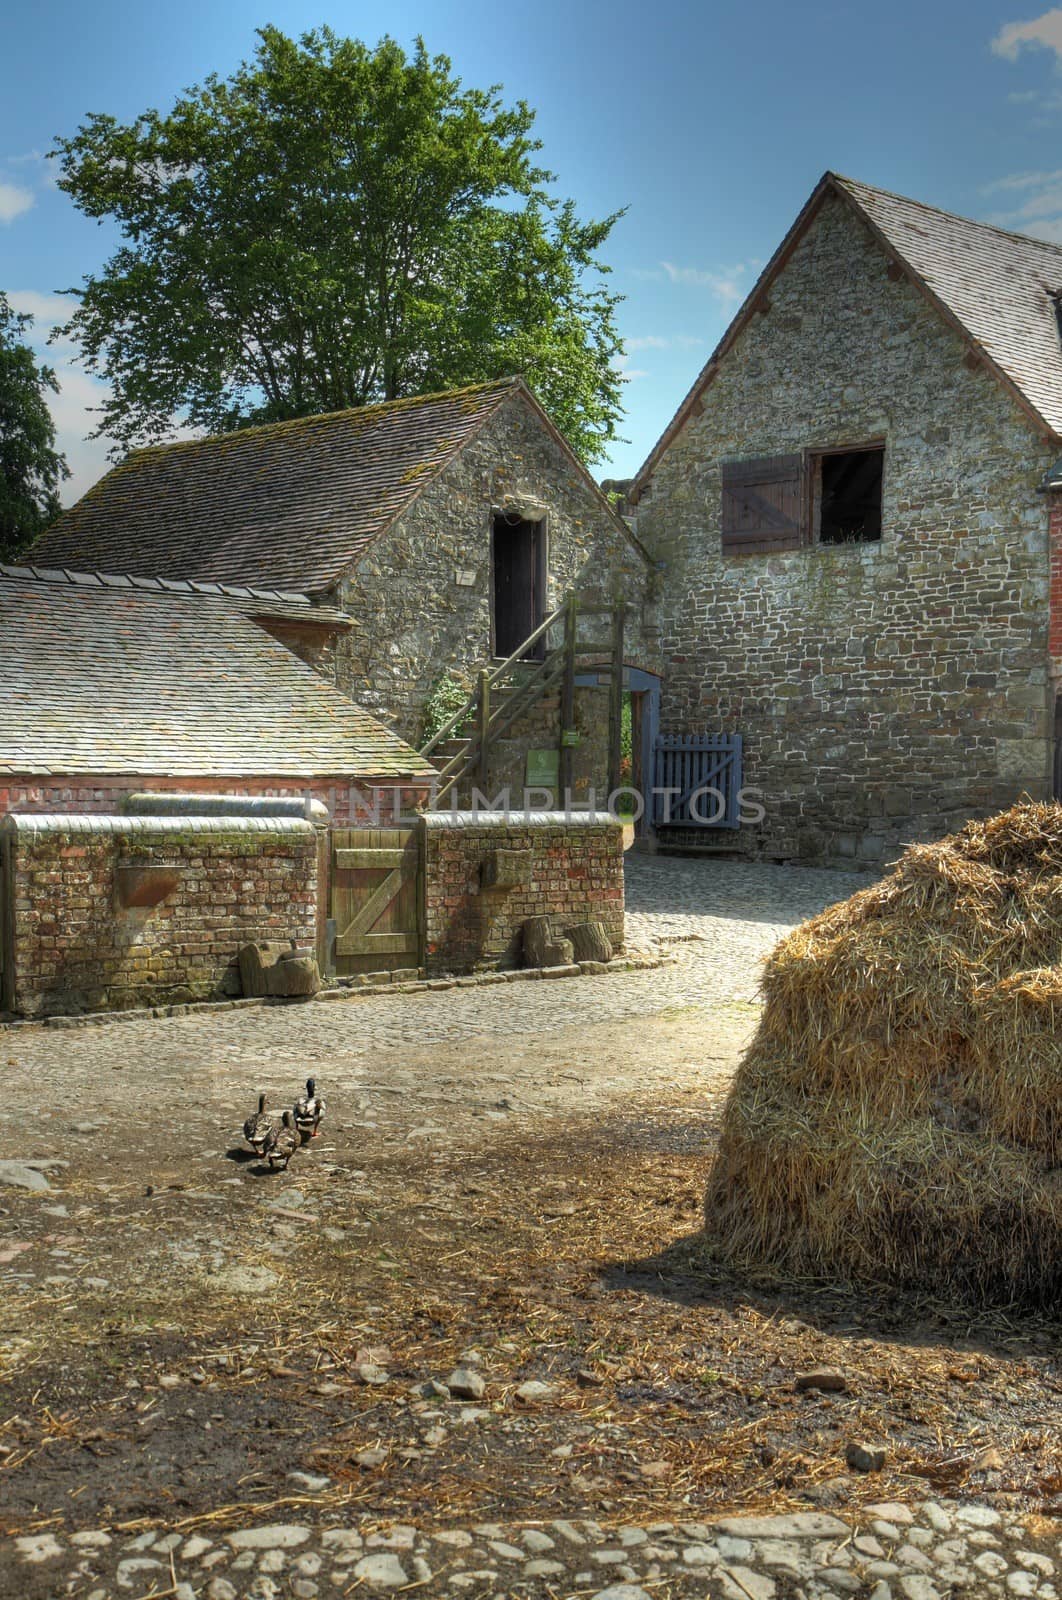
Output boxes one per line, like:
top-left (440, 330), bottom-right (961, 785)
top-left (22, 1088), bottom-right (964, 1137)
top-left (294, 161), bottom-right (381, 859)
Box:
top-left (721, 454), bottom-right (806, 554)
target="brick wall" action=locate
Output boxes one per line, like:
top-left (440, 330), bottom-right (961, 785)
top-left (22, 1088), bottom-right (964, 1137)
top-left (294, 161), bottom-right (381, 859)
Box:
top-left (421, 812), bottom-right (624, 976)
top-left (633, 189), bottom-right (1055, 866)
top-left (1050, 497), bottom-right (1062, 666)
top-left (0, 774), bottom-right (433, 826)
top-left (1, 816), bottom-right (318, 1018)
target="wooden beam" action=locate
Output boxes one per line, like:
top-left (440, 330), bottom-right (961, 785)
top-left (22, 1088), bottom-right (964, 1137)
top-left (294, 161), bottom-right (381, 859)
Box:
top-left (477, 668), bottom-right (491, 788)
top-left (607, 603), bottom-right (626, 799)
top-left (559, 591), bottom-right (578, 800)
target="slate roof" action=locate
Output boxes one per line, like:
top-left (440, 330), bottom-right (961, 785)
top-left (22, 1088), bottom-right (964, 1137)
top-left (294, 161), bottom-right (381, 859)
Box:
top-left (0, 568), bottom-right (435, 780)
top-left (0, 563), bottom-right (351, 630)
top-left (633, 172), bottom-right (1062, 498)
top-left (835, 175), bottom-right (1062, 436)
top-left (34, 380), bottom-right (521, 593)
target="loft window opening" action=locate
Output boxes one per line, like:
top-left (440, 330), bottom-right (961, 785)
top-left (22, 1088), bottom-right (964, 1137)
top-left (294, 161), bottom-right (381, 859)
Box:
top-left (491, 511), bottom-right (547, 659)
top-left (1050, 289), bottom-right (1062, 348)
top-left (812, 445), bottom-right (884, 545)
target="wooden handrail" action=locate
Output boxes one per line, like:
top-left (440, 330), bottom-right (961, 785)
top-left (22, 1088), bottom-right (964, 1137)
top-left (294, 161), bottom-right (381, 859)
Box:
top-left (485, 600), bottom-right (567, 689)
top-left (418, 599), bottom-right (568, 759)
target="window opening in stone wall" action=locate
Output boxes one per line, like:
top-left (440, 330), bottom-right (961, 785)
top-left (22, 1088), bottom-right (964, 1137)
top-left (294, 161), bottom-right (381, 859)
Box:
top-left (811, 446), bottom-right (884, 545)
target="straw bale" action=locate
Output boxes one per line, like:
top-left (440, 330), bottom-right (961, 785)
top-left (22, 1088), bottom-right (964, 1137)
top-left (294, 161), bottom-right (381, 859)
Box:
top-left (704, 802), bottom-right (1062, 1306)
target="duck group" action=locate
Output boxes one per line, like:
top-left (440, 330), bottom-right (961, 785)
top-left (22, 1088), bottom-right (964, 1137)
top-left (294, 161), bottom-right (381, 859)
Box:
top-left (242, 1078), bottom-right (326, 1170)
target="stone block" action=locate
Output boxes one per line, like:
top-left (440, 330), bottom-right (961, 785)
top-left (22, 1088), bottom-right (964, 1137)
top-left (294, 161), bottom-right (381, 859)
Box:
top-left (521, 915), bottom-right (575, 969)
top-left (238, 942), bottom-right (321, 999)
top-left (480, 849), bottom-right (532, 890)
top-left (565, 921), bottom-right (614, 963)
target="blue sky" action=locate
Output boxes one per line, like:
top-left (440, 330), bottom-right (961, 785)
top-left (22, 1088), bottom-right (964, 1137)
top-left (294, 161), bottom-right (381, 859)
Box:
top-left (5, 0), bottom-right (1062, 500)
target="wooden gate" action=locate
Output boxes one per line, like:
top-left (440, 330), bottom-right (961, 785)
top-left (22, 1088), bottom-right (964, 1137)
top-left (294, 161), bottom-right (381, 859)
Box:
top-left (329, 826), bottom-right (423, 976)
top-left (652, 734), bottom-right (744, 830)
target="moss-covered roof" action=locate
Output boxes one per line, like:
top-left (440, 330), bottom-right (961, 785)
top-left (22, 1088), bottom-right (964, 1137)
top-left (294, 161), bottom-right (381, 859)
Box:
top-left (34, 380), bottom-right (522, 594)
top-left (0, 568), bottom-right (435, 781)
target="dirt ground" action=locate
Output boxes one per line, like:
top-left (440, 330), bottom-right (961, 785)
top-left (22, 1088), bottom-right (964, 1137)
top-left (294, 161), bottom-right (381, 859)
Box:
top-left (1, 985), bottom-right (1059, 1565)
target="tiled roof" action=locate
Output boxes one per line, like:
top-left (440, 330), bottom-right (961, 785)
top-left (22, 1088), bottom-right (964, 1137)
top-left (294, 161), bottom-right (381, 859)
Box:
top-left (0, 569), bottom-right (435, 780)
top-left (633, 173), bottom-right (1062, 497)
top-left (0, 563), bottom-right (351, 629)
top-left (834, 175), bottom-right (1062, 437)
top-left (33, 380), bottom-right (521, 592)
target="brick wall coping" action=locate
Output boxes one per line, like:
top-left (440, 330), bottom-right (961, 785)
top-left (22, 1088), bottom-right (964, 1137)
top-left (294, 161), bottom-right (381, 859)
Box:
top-left (422, 810), bottom-right (624, 831)
top-left (123, 792), bottom-right (327, 820)
top-left (0, 812), bottom-right (316, 838)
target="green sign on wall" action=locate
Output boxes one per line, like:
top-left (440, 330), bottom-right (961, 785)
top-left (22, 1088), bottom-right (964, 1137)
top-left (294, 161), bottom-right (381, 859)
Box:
top-left (526, 748), bottom-right (560, 789)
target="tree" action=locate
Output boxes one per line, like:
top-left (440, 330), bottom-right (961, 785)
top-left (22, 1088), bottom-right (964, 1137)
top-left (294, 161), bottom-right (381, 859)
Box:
top-left (0, 294), bottom-right (69, 561)
top-left (52, 28), bottom-right (625, 462)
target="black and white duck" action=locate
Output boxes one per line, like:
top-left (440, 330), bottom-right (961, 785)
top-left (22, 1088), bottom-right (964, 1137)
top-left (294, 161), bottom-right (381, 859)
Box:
top-left (242, 1093), bottom-right (275, 1156)
top-left (266, 1110), bottom-right (300, 1170)
top-left (293, 1077), bottom-right (325, 1144)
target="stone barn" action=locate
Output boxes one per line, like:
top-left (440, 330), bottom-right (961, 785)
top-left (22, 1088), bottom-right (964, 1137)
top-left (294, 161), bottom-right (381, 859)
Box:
top-left (35, 379), bottom-right (659, 812)
top-left (627, 172), bottom-right (1062, 865)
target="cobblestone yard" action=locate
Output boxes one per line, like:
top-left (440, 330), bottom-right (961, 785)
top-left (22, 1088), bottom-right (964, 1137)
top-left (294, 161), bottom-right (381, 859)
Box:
top-left (1, 856), bottom-right (1058, 1600)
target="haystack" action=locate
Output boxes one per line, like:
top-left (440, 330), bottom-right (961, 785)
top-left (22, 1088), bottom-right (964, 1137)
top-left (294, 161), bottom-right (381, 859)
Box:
top-left (704, 802), bottom-right (1062, 1307)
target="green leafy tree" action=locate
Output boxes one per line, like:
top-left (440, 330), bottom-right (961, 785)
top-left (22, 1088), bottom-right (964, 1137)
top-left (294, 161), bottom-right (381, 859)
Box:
top-left (0, 294), bottom-right (69, 561)
top-left (52, 27), bottom-right (625, 461)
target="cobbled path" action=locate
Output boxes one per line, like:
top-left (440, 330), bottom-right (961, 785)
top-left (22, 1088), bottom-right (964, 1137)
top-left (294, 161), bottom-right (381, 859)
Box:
top-left (11, 1501), bottom-right (1059, 1600)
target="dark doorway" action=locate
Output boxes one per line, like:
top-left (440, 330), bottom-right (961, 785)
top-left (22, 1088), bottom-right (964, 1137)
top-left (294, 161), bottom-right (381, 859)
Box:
top-left (492, 513), bottom-right (546, 659)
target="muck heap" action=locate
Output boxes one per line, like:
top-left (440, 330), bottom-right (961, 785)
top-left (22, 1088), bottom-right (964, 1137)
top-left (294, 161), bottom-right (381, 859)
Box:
top-left (705, 802), bottom-right (1062, 1307)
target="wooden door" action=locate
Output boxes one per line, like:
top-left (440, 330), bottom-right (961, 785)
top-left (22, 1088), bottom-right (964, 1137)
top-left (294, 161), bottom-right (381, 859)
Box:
top-left (492, 514), bottom-right (545, 658)
top-left (330, 826), bottom-right (423, 976)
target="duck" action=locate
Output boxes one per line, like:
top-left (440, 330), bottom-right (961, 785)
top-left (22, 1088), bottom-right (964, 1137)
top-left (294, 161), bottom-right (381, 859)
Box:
top-left (242, 1093), bottom-right (275, 1156)
top-left (294, 1077), bottom-right (325, 1144)
top-left (266, 1110), bottom-right (300, 1170)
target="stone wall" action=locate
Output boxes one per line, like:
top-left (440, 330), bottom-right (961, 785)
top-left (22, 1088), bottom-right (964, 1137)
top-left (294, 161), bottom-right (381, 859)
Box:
top-left (329, 392), bottom-right (658, 746)
top-left (632, 190), bottom-right (1055, 866)
top-left (454, 683), bottom-right (613, 809)
top-left (1, 815), bottom-right (318, 1017)
top-left (421, 812), bottom-right (624, 976)
top-left (0, 775), bottom-right (433, 827)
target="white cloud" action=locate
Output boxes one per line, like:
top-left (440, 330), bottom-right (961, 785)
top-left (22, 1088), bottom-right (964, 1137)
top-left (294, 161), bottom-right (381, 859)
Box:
top-left (0, 182), bottom-right (34, 224)
top-left (992, 8), bottom-right (1062, 60)
top-left (4, 149), bottom-right (59, 190)
top-left (6, 289), bottom-right (77, 323)
top-left (624, 333), bottom-right (704, 352)
top-left (6, 286), bottom-right (112, 503)
top-left (641, 260), bottom-right (755, 308)
top-left (981, 168), bottom-right (1062, 236)
top-left (48, 368), bottom-right (115, 504)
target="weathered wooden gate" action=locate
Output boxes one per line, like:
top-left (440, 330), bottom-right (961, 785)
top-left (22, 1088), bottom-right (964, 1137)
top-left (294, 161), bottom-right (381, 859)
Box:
top-left (329, 826), bottom-right (423, 976)
top-left (652, 734), bottom-right (744, 830)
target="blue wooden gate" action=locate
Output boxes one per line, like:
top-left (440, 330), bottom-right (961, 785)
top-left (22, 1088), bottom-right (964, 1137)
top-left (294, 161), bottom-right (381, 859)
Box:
top-left (652, 734), bottom-right (743, 829)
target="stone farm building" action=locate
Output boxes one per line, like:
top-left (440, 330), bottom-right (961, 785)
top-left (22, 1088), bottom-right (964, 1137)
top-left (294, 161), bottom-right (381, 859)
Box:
top-left (628, 172), bottom-right (1062, 865)
top-left (0, 565), bottom-right (434, 821)
top-left (36, 379), bottom-right (658, 813)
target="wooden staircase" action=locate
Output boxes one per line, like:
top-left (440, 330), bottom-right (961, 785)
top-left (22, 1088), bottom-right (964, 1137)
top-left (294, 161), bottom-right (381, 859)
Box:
top-left (419, 592), bottom-right (626, 808)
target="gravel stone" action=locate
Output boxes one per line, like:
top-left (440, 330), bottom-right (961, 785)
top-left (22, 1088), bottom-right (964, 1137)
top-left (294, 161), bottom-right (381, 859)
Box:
top-left (15, 1534), bottom-right (64, 1564)
top-left (352, 1553), bottom-right (409, 1588)
top-left (226, 1525), bottom-right (311, 1551)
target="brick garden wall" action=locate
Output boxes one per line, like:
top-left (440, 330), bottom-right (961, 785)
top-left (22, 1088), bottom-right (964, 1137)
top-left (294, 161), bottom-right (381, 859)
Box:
top-left (0, 775), bottom-right (433, 826)
top-left (421, 812), bottom-right (624, 976)
top-left (632, 189), bottom-right (1056, 866)
top-left (1, 815), bottom-right (318, 1018)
